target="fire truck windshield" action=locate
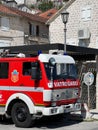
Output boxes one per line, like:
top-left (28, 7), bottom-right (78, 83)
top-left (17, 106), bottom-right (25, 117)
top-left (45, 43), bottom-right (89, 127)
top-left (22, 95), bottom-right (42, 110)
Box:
top-left (44, 63), bottom-right (77, 80)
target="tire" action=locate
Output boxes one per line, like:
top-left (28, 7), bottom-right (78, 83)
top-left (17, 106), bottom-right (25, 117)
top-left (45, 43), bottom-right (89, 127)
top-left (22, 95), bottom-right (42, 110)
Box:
top-left (11, 102), bottom-right (34, 128)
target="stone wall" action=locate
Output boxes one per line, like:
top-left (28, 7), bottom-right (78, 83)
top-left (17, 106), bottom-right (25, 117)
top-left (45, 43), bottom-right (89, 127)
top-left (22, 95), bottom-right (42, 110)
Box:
top-left (67, 0), bottom-right (98, 48)
top-left (0, 14), bottom-right (49, 46)
top-left (0, 15), bottom-right (25, 46)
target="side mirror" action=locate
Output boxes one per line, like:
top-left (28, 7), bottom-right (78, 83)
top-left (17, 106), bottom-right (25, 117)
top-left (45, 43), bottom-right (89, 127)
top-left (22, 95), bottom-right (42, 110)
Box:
top-left (31, 67), bottom-right (37, 79)
top-left (31, 62), bottom-right (42, 80)
top-left (49, 57), bottom-right (56, 67)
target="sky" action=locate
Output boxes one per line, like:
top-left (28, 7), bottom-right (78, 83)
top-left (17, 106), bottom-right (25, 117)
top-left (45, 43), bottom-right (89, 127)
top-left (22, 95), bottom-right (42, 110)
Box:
top-left (15, 0), bottom-right (24, 4)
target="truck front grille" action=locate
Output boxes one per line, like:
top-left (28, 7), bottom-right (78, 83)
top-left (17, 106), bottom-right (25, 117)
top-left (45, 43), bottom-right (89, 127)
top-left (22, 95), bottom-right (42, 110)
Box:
top-left (52, 88), bottom-right (79, 101)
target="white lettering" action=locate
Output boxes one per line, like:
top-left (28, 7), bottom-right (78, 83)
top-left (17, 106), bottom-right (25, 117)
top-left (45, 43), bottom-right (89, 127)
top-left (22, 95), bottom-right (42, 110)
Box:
top-left (54, 81), bottom-right (78, 87)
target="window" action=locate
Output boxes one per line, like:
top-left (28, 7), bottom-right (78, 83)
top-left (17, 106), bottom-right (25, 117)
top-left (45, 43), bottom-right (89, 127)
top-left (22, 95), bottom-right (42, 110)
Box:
top-left (44, 63), bottom-right (77, 80)
top-left (29, 23), bottom-right (39, 36)
top-left (0, 17), bottom-right (10, 30)
top-left (23, 62), bottom-right (31, 75)
top-left (23, 62), bottom-right (42, 79)
top-left (0, 62), bottom-right (9, 79)
top-left (81, 6), bottom-right (91, 21)
top-left (36, 25), bottom-right (39, 36)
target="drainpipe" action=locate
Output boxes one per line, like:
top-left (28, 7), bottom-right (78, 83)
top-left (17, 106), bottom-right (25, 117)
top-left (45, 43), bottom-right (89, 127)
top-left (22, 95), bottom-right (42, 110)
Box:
top-left (96, 55), bottom-right (98, 110)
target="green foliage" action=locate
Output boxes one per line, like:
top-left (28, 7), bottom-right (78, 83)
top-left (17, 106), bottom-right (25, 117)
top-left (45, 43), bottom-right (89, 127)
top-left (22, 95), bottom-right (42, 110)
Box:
top-left (30, 4), bottom-right (35, 9)
top-left (38, 1), bottom-right (54, 12)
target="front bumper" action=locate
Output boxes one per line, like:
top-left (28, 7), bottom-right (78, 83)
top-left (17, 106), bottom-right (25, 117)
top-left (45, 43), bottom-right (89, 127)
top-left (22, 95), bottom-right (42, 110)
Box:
top-left (35, 103), bottom-right (81, 116)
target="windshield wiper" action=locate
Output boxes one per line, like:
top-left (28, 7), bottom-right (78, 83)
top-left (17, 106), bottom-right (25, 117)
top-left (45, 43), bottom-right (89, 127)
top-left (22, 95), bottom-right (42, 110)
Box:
top-left (67, 75), bottom-right (76, 80)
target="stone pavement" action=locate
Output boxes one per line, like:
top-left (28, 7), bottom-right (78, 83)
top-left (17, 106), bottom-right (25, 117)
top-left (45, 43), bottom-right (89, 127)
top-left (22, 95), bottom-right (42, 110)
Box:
top-left (74, 103), bottom-right (98, 120)
top-left (90, 109), bottom-right (98, 120)
top-left (71, 109), bottom-right (98, 121)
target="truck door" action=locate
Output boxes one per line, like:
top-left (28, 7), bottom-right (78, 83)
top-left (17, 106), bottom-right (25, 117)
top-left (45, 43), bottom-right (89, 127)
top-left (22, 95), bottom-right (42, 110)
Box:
top-left (0, 62), bottom-right (9, 104)
top-left (22, 61), bottom-right (42, 86)
top-left (22, 61), bottom-right (44, 105)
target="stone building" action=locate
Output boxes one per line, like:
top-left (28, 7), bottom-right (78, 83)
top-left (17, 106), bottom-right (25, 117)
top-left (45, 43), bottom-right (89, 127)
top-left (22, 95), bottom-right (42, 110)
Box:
top-left (46, 0), bottom-right (98, 48)
top-left (0, 4), bottom-right (49, 47)
top-left (46, 0), bottom-right (75, 44)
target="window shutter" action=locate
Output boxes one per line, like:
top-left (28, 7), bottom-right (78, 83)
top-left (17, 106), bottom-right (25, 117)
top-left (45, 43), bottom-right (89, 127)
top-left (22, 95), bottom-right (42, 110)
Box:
top-left (81, 8), bottom-right (86, 19)
top-left (0, 17), bottom-right (1, 27)
top-left (1, 17), bottom-right (10, 30)
top-left (86, 6), bottom-right (91, 19)
top-left (31, 25), bottom-right (36, 36)
top-left (81, 6), bottom-right (91, 21)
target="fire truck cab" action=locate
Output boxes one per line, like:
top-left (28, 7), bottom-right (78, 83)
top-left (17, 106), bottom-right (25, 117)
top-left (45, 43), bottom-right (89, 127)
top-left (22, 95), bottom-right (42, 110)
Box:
top-left (0, 53), bottom-right (81, 127)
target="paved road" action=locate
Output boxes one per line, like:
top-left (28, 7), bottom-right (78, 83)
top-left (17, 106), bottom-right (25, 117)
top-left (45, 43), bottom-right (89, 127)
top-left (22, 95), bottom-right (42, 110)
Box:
top-left (0, 114), bottom-right (98, 130)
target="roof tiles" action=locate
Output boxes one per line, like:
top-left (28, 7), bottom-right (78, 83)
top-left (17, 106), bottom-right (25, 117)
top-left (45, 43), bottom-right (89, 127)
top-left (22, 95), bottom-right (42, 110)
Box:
top-left (0, 4), bottom-right (47, 23)
top-left (39, 8), bottom-right (58, 20)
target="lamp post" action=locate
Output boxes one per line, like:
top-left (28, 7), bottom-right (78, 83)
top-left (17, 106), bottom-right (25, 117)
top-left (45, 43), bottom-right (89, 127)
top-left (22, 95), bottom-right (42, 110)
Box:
top-left (61, 10), bottom-right (69, 53)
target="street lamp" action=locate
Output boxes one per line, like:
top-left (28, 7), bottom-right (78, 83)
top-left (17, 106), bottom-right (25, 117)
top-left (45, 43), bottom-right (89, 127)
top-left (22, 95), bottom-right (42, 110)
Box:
top-left (61, 10), bottom-right (69, 53)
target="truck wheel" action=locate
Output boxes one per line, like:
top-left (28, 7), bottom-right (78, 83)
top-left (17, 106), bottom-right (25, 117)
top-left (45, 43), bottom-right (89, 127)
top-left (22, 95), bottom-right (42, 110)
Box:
top-left (11, 102), bottom-right (33, 128)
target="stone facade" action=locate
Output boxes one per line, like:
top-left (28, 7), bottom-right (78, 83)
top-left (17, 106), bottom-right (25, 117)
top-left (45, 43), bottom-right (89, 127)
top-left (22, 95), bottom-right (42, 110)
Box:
top-left (49, 15), bottom-right (64, 44)
top-left (0, 6), bottom-right (49, 47)
top-left (49, 0), bottom-right (98, 49)
top-left (0, 15), bottom-right (24, 46)
top-left (67, 0), bottom-right (98, 48)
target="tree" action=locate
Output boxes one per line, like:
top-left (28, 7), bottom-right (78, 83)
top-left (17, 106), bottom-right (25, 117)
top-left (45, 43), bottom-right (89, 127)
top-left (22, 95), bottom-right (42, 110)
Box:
top-left (38, 1), bottom-right (54, 12)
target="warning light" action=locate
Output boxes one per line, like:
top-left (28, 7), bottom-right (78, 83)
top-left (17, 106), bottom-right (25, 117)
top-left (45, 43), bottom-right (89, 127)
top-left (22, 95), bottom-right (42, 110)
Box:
top-left (38, 50), bottom-right (42, 55)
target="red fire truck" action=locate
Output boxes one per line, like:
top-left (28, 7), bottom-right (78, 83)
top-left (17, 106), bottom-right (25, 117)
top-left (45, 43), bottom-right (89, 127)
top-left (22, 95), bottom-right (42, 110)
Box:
top-left (0, 51), bottom-right (81, 127)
